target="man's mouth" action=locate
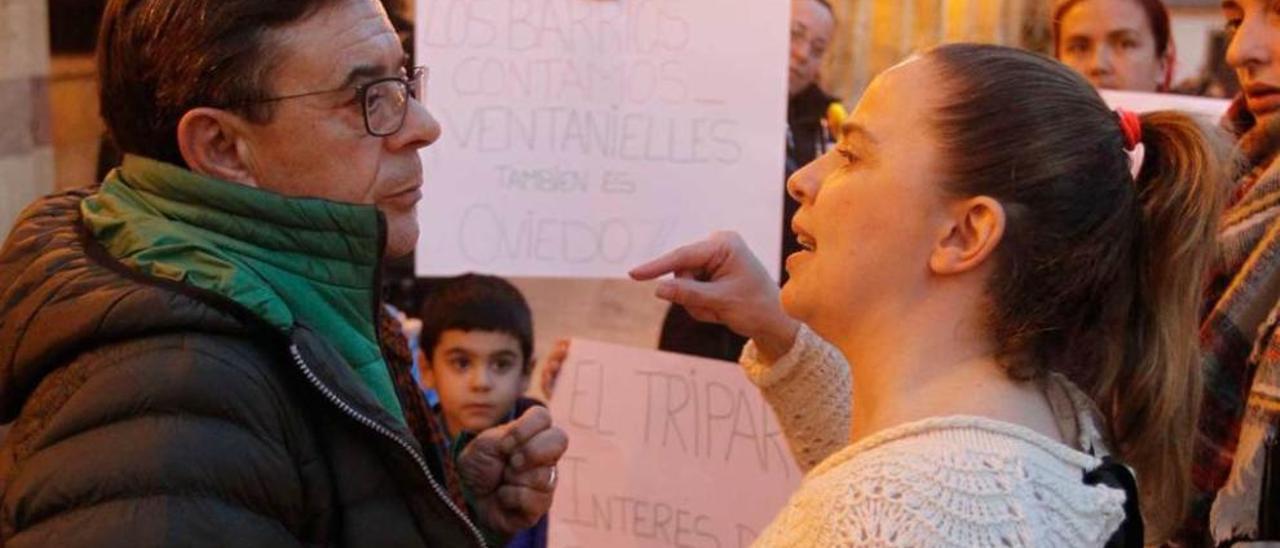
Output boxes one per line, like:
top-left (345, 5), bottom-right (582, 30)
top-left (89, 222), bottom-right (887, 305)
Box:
top-left (380, 184), bottom-right (423, 209)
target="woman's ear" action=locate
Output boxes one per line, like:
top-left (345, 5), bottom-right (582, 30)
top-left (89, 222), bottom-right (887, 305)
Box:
top-left (175, 107), bottom-right (258, 186)
top-left (929, 196), bottom-right (1006, 276)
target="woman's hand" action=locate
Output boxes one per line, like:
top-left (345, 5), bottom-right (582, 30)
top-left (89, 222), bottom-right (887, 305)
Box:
top-left (630, 231), bottom-right (800, 362)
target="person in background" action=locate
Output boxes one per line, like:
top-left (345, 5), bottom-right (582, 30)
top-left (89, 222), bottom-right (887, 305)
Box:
top-left (782, 0), bottom-right (842, 279)
top-left (634, 43), bottom-right (1227, 544)
top-left (417, 274), bottom-right (549, 548)
top-left (1176, 0), bottom-right (1280, 543)
top-left (0, 0), bottom-right (566, 545)
top-left (1054, 0), bottom-right (1176, 92)
top-left (658, 0), bottom-right (840, 361)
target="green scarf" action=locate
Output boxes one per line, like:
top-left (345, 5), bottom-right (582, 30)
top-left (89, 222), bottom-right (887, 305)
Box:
top-left (82, 155), bottom-right (405, 421)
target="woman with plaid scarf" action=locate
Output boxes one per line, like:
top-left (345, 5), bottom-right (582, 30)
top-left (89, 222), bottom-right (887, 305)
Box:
top-left (1177, 1), bottom-right (1280, 544)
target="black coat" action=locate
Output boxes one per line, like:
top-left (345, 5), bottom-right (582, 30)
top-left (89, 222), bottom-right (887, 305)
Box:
top-left (0, 190), bottom-right (488, 547)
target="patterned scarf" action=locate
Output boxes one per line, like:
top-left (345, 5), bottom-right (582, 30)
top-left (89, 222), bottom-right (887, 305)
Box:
top-left (378, 309), bottom-right (469, 511)
top-left (1180, 95), bottom-right (1280, 544)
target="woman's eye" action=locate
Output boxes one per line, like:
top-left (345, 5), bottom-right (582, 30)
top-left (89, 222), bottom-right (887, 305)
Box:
top-left (837, 148), bottom-right (858, 164)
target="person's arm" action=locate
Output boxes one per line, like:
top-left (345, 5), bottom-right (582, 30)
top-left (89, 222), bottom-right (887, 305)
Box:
top-left (629, 231), bottom-right (800, 360)
top-left (739, 324), bottom-right (850, 471)
top-left (1, 336), bottom-right (310, 547)
top-left (630, 231), bottom-right (851, 470)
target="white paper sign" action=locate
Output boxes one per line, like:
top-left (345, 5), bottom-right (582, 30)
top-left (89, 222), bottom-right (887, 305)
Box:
top-left (549, 339), bottom-right (801, 548)
top-left (414, 0), bottom-right (789, 279)
top-left (1099, 89), bottom-right (1230, 120)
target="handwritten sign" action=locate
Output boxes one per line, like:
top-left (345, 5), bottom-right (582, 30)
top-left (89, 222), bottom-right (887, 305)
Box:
top-left (1099, 89), bottom-right (1230, 120)
top-left (414, 0), bottom-right (789, 279)
top-left (549, 339), bottom-right (800, 548)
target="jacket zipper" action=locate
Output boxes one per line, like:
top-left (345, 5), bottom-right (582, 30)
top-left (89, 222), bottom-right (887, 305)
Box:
top-left (368, 212), bottom-right (486, 544)
top-left (289, 344), bottom-right (488, 548)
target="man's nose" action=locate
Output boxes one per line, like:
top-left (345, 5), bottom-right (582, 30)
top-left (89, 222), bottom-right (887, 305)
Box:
top-left (791, 40), bottom-right (811, 66)
top-left (386, 99), bottom-right (441, 152)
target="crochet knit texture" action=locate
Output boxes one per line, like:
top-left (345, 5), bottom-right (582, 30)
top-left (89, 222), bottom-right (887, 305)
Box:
top-left (739, 325), bottom-right (1128, 547)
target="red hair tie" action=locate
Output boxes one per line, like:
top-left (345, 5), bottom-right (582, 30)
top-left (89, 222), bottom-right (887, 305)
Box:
top-left (1116, 109), bottom-right (1142, 151)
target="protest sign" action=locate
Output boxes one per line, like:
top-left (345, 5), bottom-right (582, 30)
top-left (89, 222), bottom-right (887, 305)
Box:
top-left (415, 0), bottom-right (790, 279)
top-left (1099, 89), bottom-right (1230, 120)
top-left (548, 339), bottom-right (800, 548)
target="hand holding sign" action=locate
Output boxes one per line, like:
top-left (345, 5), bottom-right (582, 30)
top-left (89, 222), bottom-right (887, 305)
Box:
top-left (459, 406), bottom-right (569, 534)
top-left (630, 231), bottom-right (799, 362)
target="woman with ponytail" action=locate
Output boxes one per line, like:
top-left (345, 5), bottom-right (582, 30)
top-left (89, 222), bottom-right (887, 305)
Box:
top-left (632, 43), bottom-right (1228, 545)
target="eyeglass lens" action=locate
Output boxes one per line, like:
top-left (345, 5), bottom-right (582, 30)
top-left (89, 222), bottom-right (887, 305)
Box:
top-left (365, 69), bottom-right (426, 137)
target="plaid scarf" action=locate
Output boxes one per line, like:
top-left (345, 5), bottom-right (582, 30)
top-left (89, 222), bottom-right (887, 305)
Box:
top-left (1179, 96), bottom-right (1280, 545)
top-left (378, 307), bottom-right (470, 512)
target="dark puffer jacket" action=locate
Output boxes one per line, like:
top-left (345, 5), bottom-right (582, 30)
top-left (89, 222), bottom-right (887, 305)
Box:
top-left (0, 190), bottom-right (487, 547)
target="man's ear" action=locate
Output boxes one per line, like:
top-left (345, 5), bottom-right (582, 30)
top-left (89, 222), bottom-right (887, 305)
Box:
top-left (929, 196), bottom-right (1006, 276)
top-left (175, 107), bottom-right (258, 186)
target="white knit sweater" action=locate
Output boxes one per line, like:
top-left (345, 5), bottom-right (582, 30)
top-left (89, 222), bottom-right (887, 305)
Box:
top-left (739, 324), bottom-right (1128, 547)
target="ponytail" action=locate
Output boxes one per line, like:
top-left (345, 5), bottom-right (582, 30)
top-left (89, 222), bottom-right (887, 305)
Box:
top-left (1096, 110), bottom-right (1229, 541)
top-left (927, 44), bottom-right (1230, 543)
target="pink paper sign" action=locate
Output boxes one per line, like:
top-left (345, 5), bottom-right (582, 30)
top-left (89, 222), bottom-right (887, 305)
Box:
top-left (549, 339), bottom-right (801, 548)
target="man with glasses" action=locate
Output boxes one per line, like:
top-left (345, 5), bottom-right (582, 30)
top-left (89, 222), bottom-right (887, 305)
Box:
top-left (0, 0), bottom-right (566, 545)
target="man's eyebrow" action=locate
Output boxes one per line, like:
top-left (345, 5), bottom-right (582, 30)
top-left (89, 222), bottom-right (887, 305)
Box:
top-left (335, 54), bottom-right (409, 89)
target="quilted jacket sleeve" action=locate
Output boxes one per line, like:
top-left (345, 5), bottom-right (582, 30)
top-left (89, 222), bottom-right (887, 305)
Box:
top-left (0, 332), bottom-right (323, 548)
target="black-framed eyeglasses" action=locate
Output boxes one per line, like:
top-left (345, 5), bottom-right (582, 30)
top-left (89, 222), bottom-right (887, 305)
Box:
top-left (227, 66), bottom-right (427, 137)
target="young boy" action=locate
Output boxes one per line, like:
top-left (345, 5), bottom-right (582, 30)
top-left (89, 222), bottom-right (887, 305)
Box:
top-left (417, 274), bottom-right (548, 548)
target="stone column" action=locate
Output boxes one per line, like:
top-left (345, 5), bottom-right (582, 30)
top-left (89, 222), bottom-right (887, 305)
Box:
top-left (0, 0), bottom-right (54, 243)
